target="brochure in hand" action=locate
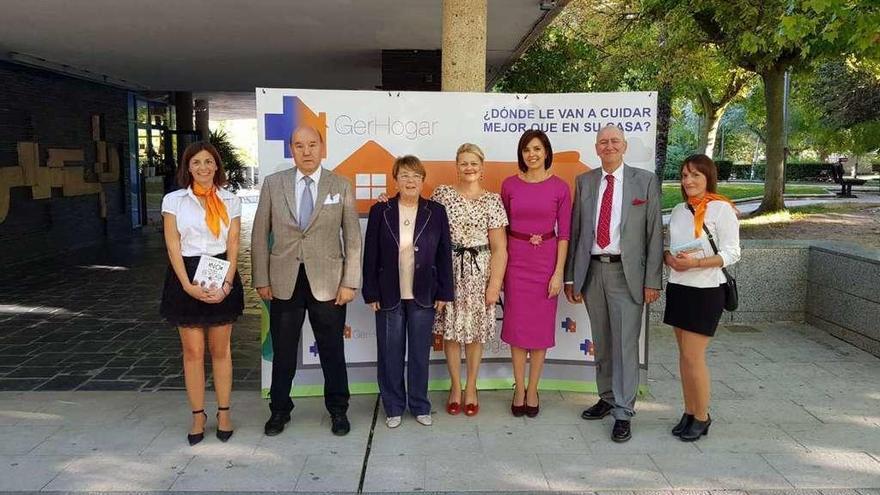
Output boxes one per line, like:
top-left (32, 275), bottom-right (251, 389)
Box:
top-left (193, 255), bottom-right (231, 290)
top-left (670, 237), bottom-right (708, 259)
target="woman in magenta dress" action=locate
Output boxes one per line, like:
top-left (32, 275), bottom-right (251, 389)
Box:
top-left (501, 129), bottom-right (572, 418)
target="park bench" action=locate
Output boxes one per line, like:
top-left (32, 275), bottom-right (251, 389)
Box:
top-left (830, 162), bottom-right (866, 198)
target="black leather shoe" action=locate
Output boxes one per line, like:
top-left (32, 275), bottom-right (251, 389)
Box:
top-left (611, 419), bottom-right (632, 443)
top-left (581, 399), bottom-right (613, 420)
top-left (330, 414), bottom-right (350, 436)
top-left (671, 413), bottom-right (694, 437)
top-left (264, 412), bottom-right (291, 436)
top-left (679, 415), bottom-right (711, 442)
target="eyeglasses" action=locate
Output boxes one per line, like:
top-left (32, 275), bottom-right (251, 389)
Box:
top-left (397, 174), bottom-right (424, 182)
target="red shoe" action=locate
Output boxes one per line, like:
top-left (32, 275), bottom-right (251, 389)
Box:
top-left (464, 391), bottom-right (480, 416)
top-left (446, 401), bottom-right (461, 415)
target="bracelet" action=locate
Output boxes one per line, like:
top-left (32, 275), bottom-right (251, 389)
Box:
top-left (222, 280), bottom-right (233, 287)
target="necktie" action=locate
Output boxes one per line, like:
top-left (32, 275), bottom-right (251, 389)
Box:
top-left (299, 176), bottom-right (314, 230)
top-left (596, 175), bottom-right (614, 248)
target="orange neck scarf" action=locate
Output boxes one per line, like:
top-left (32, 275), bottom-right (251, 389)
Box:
top-left (192, 183), bottom-right (229, 238)
top-left (687, 193), bottom-right (736, 238)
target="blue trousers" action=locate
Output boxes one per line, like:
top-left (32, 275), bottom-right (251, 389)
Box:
top-left (375, 300), bottom-right (435, 416)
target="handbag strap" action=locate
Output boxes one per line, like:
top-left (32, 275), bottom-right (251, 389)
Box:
top-left (686, 204), bottom-right (720, 255)
top-left (686, 204), bottom-right (732, 278)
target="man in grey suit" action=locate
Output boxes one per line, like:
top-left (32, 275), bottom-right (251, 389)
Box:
top-left (564, 125), bottom-right (663, 442)
top-left (252, 125), bottom-right (362, 437)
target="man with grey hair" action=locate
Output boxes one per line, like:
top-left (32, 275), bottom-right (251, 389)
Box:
top-left (564, 124), bottom-right (663, 442)
top-left (252, 125), bottom-right (361, 437)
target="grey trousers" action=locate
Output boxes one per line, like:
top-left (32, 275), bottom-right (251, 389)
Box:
top-left (583, 260), bottom-right (643, 420)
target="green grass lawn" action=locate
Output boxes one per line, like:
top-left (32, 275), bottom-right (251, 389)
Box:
top-left (661, 183), bottom-right (829, 209)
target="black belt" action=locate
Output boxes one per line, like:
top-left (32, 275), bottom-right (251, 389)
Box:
top-left (452, 244), bottom-right (488, 277)
top-left (591, 254), bottom-right (621, 263)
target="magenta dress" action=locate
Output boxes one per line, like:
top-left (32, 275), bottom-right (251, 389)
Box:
top-left (500, 175), bottom-right (572, 349)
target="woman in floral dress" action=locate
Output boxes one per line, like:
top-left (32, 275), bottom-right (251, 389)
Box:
top-left (431, 143), bottom-right (508, 416)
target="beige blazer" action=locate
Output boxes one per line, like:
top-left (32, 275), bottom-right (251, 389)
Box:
top-left (564, 164), bottom-right (663, 304)
top-left (251, 167), bottom-right (362, 301)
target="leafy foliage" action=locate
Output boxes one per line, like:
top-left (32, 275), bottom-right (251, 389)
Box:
top-left (210, 129), bottom-right (251, 192)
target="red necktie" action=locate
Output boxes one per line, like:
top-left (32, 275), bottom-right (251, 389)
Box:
top-left (597, 175), bottom-right (614, 248)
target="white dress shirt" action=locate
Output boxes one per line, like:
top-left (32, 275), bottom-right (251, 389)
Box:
top-left (294, 166), bottom-right (322, 221)
top-left (161, 187), bottom-right (242, 257)
top-left (667, 201), bottom-right (741, 288)
top-left (591, 165), bottom-right (624, 255)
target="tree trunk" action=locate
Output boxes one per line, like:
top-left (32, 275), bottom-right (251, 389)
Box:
top-left (758, 64), bottom-right (787, 213)
top-left (696, 88), bottom-right (713, 155)
top-left (703, 109), bottom-right (724, 157)
top-left (696, 87), bottom-right (735, 158)
top-left (654, 83), bottom-right (673, 178)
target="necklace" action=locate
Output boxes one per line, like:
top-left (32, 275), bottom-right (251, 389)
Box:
top-left (401, 203), bottom-right (417, 226)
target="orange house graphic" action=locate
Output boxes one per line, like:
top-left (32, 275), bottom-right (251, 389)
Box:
top-left (333, 141), bottom-right (593, 215)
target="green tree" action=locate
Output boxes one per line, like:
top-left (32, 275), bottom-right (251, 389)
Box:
top-left (689, 62), bottom-right (754, 156)
top-left (497, 0), bottom-right (760, 176)
top-left (643, 0), bottom-right (880, 212)
top-left (209, 129), bottom-right (251, 192)
top-left (813, 59), bottom-right (880, 129)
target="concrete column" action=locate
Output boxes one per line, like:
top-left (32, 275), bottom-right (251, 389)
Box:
top-left (194, 98), bottom-right (210, 141)
top-left (441, 0), bottom-right (487, 92)
top-left (174, 92), bottom-right (193, 132)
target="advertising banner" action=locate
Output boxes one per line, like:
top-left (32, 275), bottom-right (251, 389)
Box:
top-left (256, 88), bottom-right (657, 396)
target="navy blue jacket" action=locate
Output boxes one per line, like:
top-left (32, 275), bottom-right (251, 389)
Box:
top-left (362, 196), bottom-right (454, 310)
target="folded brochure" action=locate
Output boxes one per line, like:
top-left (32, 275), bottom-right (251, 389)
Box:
top-left (193, 255), bottom-right (231, 290)
top-left (670, 237), bottom-right (708, 258)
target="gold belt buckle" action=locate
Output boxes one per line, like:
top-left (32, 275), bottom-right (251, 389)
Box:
top-left (599, 255), bottom-right (611, 263)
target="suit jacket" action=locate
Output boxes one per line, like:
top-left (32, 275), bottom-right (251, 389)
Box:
top-left (251, 167), bottom-right (362, 301)
top-left (564, 164), bottom-right (663, 304)
top-left (362, 196), bottom-right (454, 310)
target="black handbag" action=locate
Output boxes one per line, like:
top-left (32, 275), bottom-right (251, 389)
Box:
top-left (687, 205), bottom-right (738, 311)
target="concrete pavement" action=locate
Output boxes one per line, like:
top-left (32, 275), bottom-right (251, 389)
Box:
top-left (1, 321), bottom-right (879, 493)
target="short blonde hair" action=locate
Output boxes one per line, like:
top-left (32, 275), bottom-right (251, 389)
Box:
top-left (456, 143), bottom-right (485, 163)
top-left (392, 155), bottom-right (426, 180)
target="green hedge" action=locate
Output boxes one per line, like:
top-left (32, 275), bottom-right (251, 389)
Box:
top-left (716, 160), bottom-right (733, 180)
top-left (729, 162), bottom-right (831, 181)
top-left (665, 161), bottom-right (832, 181)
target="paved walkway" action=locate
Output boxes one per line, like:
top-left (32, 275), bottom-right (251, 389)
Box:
top-left (1, 320), bottom-right (879, 492)
top-left (0, 206), bottom-right (263, 392)
top-left (0, 195), bottom-right (879, 492)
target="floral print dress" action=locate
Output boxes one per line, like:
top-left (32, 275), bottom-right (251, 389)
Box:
top-left (430, 185), bottom-right (508, 344)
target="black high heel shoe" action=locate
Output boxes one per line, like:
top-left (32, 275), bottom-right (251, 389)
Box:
top-left (672, 413), bottom-right (694, 436)
top-left (188, 409), bottom-right (207, 446)
top-left (511, 385), bottom-right (526, 417)
top-left (679, 414), bottom-right (711, 442)
top-left (216, 406), bottom-right (234, 442)
top-left (524, 390), bottom-right (540, 418)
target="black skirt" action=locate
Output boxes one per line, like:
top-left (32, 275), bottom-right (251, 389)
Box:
top-left (160, 253), bottom-right (244, 327)
top-left (663, 282), bottom-right (725, 337)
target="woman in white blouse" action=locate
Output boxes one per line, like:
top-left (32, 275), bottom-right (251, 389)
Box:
top-left (160, 142), bottom-right (244, 446)
top-left (663, 154), bottom-right (740, 442)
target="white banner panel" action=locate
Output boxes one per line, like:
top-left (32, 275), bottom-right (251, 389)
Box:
top-left (256, 88), bottom-right (657, 395)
